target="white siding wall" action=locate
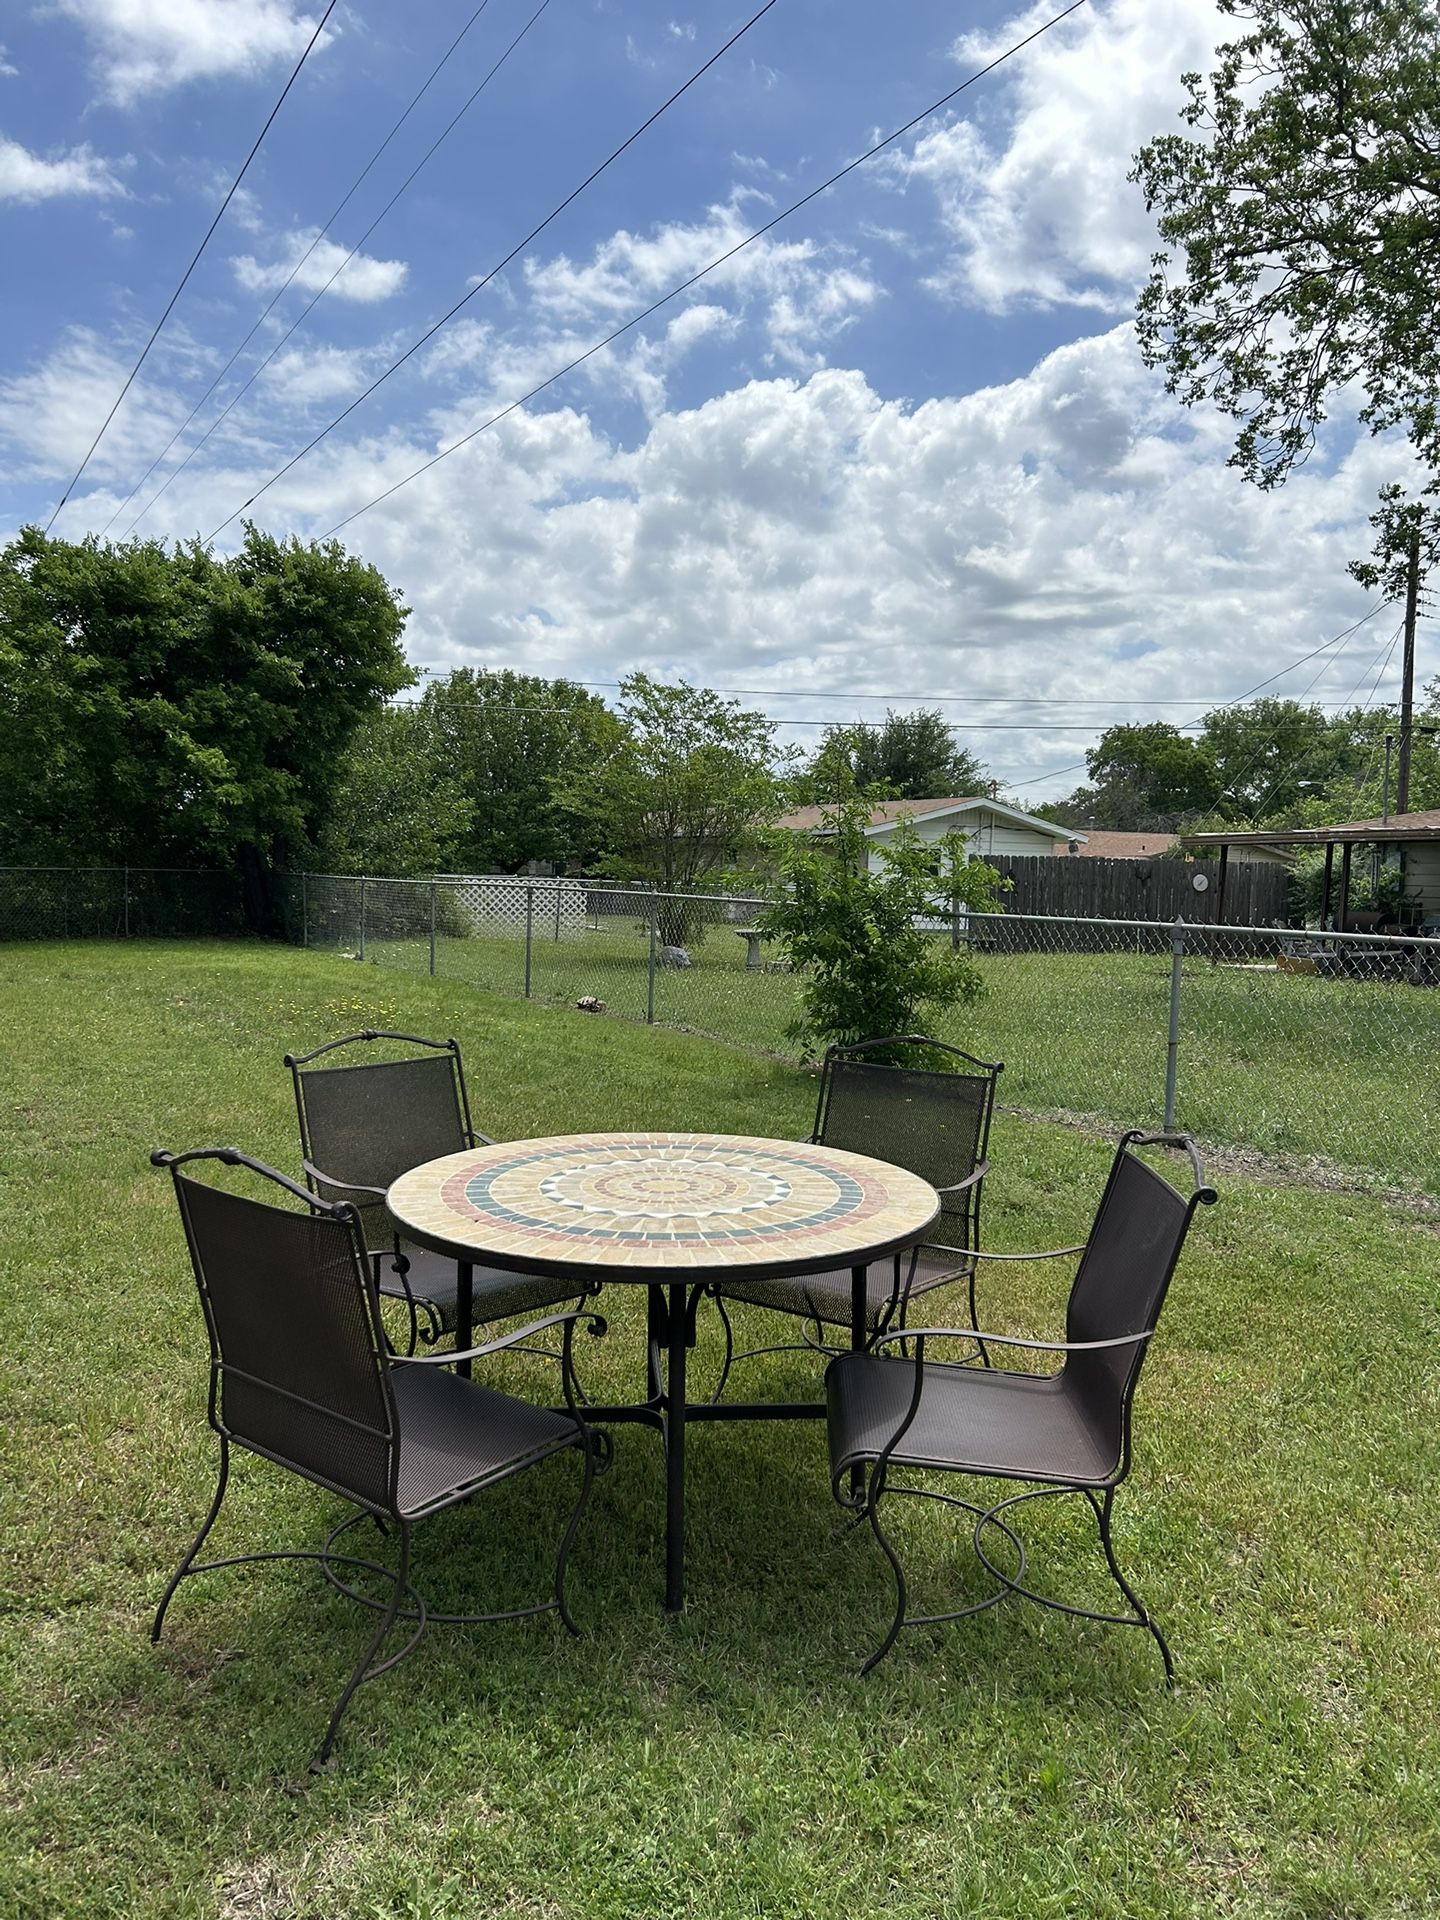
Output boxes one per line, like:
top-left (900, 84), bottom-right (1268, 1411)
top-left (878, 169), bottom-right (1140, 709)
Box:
top-left (862, 809), bottom-right (1058, 868)
top-left (1403, 843), bottom-right (1440, 912)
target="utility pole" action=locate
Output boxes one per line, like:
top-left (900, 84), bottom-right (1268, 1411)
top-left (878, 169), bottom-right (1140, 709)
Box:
top-left (1397, 525), bottom-right (1421, 815)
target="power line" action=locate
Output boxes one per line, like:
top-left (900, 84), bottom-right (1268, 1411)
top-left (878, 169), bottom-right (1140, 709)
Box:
top-left (103, 0), bottom-right (501, 539)
top-left (205, 0), bottom-right (787, 540)
top-left (45, 0), bottom-right (339, 532)
top-left (305, 0), bottom-right (1086, 542)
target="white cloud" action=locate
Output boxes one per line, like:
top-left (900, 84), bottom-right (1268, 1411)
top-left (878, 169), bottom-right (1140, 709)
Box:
top-left (53, 0), bottom-right (330, 105)
top-left (259, 343), bottom-right (373, 407)
top-left (0, 134), bottom-right (129, 203)
top-left (523, 196), bottom-right (880, 375)
top-left (231, 232), bottom-right (408, 304)
top-left (79, 325), bottom-right (1393, 805)
top-left (0, 45), bottom-right (18, 78)
top-left (0, 327), bottom-right (203, 484)
top-left (902, 0), bottom-right (1223, 313)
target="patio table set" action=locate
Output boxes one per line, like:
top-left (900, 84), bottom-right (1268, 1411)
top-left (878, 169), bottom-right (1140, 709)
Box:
top-left (150, 1030), bottom-right (1214, 1772)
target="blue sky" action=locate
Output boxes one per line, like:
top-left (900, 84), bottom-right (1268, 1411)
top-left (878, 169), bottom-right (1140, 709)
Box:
top-left (0, 0), bottom-right (1425, 802)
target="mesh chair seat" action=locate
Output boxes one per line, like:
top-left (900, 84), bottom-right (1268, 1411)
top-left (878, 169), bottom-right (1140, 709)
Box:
top-left (391, 1367), bottom-right (582, 1517)
top-left (384, 1245), bottom-right (581, 1335)
top-left (827, 1352), bottom-right (1119, 1488)
top-left (713, 1244), bottom-right (973, 1333)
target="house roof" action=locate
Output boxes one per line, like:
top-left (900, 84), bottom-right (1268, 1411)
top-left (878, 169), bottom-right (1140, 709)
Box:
top-left (1053, 830), bottom-right (1179, 859)
top-left (775, 795), bottom-right (1086, 841)
top-left (1186, 808), bottom-right (1440, 850)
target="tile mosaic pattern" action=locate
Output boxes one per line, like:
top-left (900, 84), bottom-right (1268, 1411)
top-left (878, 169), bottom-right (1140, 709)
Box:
top-left (386, 1131), bottom-right (939, 1274)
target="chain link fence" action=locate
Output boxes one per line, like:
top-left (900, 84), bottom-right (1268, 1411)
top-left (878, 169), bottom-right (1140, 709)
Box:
top-left (280, 874), bottom-right (1440, 1194)
top-left (0, 866), bottom-right (246, 940)
top-left (3, 867), bottom-right (1434, 1193)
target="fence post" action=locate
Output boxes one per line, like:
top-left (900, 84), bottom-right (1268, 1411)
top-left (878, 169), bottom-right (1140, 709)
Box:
top-left (359, 878), bottom-right (367, 962)
top-left (524, 883), bottom-right (534, 998)
top-left (429, 882), bottom-right (437, 977)
top-left (123, 865), bottom-right (130, 940)
top-left (647, 893), bottom-right (658, 1024)
top-left (1164, 917), bottom-right (1185, 1132)
top-left (300, 873), bottom-right (309, 949)
top-left (554, 878), bottom-right (562, 942)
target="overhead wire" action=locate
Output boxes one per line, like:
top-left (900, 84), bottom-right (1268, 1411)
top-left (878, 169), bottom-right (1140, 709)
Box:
top-left (45, 0), bottom-right (340, 532)
top-left (124, 0), bottom-right (563, 537)
top-left (102, 0), bottom-right (501, 539)
top-left (204, 0), bottom-right (789, 540)
top-left (300, 0), bottom-right (1088, 542)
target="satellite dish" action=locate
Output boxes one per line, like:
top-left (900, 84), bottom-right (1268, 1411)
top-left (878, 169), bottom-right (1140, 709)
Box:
top-left (1191, 871), bottom-right (1210, 894)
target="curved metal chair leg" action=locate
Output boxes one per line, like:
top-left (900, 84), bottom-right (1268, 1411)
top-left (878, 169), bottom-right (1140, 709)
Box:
top-left (860, 1468), bottom-right (908, 1677)
top-left (311, 1521), bottom-right (417, 1773)
top-left (708, 1290), bottom-right (734, 1404)
top-left (553, 1430), bottom-right (598, 1638)
top-left (1088, 1488), bottom-right (1174, 1683)
top-left (967, 1264), bottom-right (992, 1368)
top-left (152, 1438), bottom-right (230, 1643)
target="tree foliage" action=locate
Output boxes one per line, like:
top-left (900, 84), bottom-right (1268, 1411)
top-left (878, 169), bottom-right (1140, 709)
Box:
top-left (419, 668), bottom-right (622, 875)
top-left (808, 709), bottom-right (988, 800)
top-left (1132, 0), bottom-right (1440, 490)
top-left (313, 707), bottom-right (474, 877)
top-left (1052, 722), bottom-right (1223, 830)
top-left (0, 525), bottom-right (411, 899)
top-left (763, 781), bottom-right (1001, 1059)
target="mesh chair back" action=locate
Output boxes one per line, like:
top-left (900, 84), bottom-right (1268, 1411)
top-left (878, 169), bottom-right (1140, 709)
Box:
top-left (293, 1047), bottom-right (470, 1241)
top-left (816, 1044), bottom-right (998, 1254)
top-left (1064, 1143), bottom-right (1198, 1454)
top-left (173, 1171), bottom-right (397, 1513)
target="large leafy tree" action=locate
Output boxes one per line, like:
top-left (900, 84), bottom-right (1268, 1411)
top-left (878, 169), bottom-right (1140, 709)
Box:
top-left (810, 709), bottom-right (988, 800)
top-left (1199, 697), bottom-right (1355, 818)
top-left (554, 673), bottom-right (789, 938)
top-left (314, 707), bottom-right (474, 877)
top-left (0, 525), bottom-right (411, 915)
top-left (1132, 1), bottom-right (1440, 490)
top-left (1050, 722), bottom-right (1222, 830)
top-left (421, 668), bottom-right (622, 874)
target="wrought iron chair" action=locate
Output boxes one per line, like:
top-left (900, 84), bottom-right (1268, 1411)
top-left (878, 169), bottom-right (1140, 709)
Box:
top-left (702, 1036), bottom-right (1002, 1395)
top-left (287, 1030), bottom-right (592, 1354)
top-left (825, 1131), bottom-right (1216, 1678)
top-left (150, 1147), bottom-right (604, 1773)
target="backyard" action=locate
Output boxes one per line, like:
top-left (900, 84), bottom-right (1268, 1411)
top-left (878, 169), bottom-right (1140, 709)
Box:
top-left (3, 940), bottom-right (1439, 1918)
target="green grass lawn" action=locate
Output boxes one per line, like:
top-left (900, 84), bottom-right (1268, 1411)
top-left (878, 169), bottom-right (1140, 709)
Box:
top-left (361, 923), bottom-right (1440, 1192)
top-left (3, 940), bottom-right (1439, 1918)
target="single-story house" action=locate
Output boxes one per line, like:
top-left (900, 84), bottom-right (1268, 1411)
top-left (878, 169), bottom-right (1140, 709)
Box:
top-left (775, 795), bottom-right (1084, 869)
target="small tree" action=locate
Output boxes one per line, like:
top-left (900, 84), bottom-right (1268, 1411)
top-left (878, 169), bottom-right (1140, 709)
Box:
top-left (554, 673), bottom-right (790, 944)
top-left (763, 783), bottom-right (1004, 1060)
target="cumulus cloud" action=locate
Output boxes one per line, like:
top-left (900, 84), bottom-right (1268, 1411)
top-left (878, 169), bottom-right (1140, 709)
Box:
top-left (231, 232), bottom-right (408, 304)
top-left (0, 327), bottom-right (201, 484)
top-left (53, 0), bottom-right (330, 105)
top-left (901, 0), bottom-right (1223, 313)
top-left (0, 134), bottom-right (129, 203)
top-left (75, 325), bottom-right (1386, 803)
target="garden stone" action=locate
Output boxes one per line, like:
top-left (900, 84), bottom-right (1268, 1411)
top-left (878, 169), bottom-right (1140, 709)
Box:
top-left (658, 945), bottom-right (691, 969)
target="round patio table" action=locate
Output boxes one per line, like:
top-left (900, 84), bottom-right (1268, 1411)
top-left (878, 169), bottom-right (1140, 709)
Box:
top-left (387, 1131), bottom-right (940, 1609)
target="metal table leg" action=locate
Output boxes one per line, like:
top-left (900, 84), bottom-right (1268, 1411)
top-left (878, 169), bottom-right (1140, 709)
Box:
top-left (457, 1259), bottom-right (473, 1378)
top-left (665, 1278), bottom-right (687, 1611)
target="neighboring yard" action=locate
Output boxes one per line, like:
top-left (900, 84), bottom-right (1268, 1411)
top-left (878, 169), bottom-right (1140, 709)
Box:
top-left (3, 941), bottom-right (1439, 1919)
top-left (361, 922), bottom-right (1440, 1192)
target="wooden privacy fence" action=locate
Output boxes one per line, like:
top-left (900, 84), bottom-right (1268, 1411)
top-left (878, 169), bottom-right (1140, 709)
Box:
top-left (990, 854), bottom-right (1289, 925)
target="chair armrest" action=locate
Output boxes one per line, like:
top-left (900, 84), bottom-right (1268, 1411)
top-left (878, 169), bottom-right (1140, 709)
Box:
top-left (390, 1309), bottom-right (607, 1368)
top-left (303, 1159), bottom-right (388, 1203)
top-left (870, 1324), bottom-right (1153, 1356)
top-left (467, 1130), bottom-right (497, 1149)
top-left (969, 1243), bottom-right (1087, 1263)
top-left (933, 1160), bottom-right (987, 1197)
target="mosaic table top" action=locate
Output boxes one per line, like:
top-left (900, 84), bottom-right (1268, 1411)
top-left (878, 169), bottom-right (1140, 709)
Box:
top-left (386, 1131), bottom-right (940, 1279)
